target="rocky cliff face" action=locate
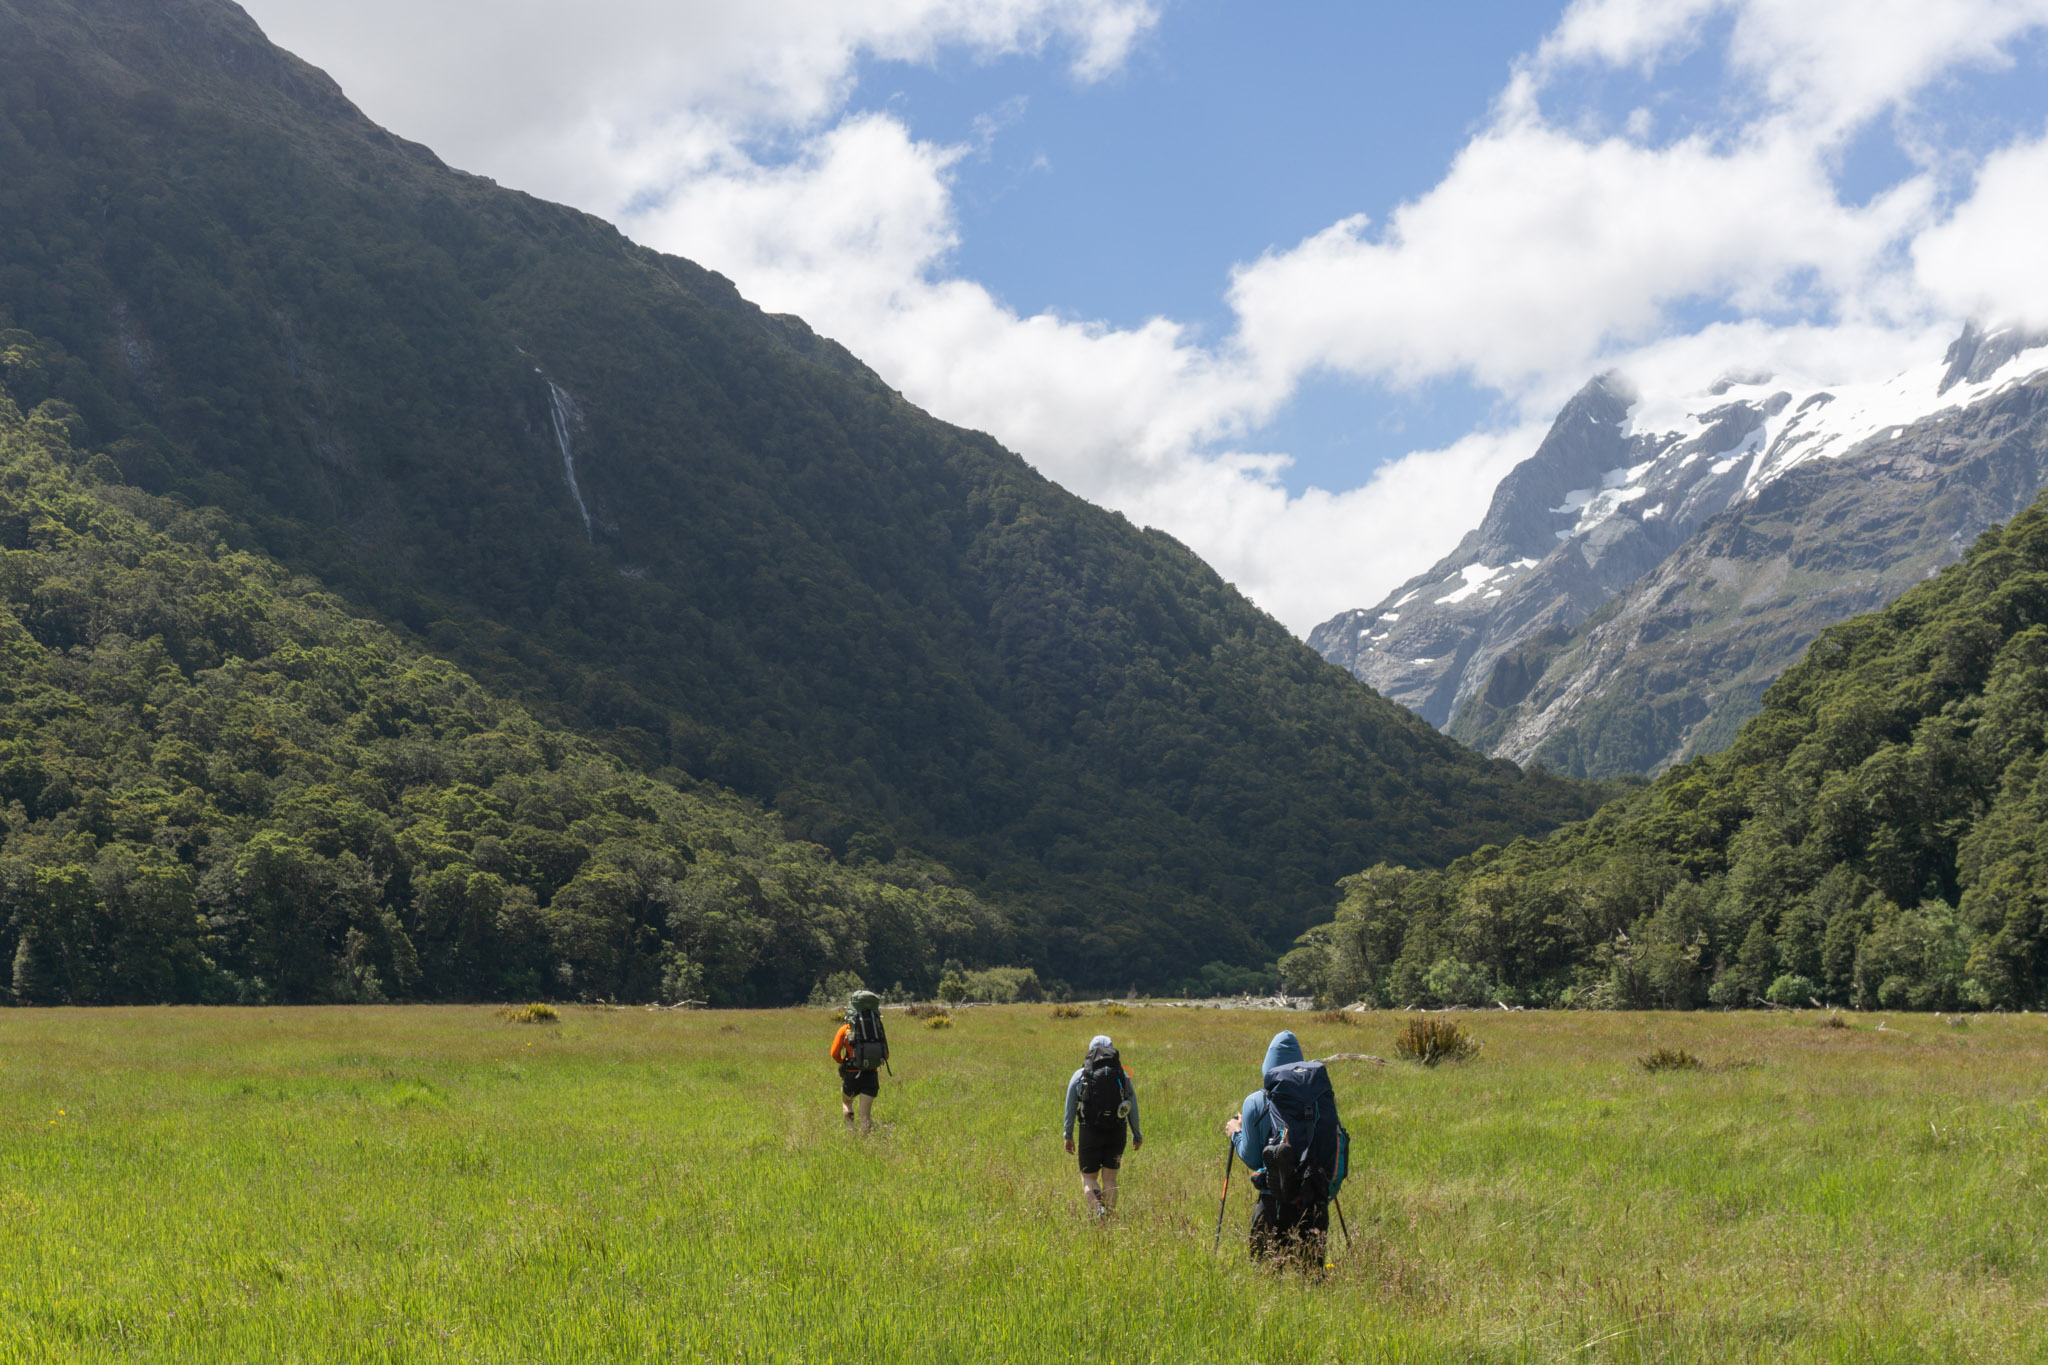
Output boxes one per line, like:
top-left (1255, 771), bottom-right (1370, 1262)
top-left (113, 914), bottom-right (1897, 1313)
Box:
top-left (1312, 323), bottom-right (2048, 771)
top-left (1309, 375), bottom-right (1783, 727)
top-left (1454, 370), bottom-right (2048, 775)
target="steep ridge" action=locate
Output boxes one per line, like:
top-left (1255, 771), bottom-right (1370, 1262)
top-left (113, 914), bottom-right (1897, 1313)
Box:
top-left (0, 350), bottom-right (1007, 1006)
top-left (1456, 370), bottom-right (2048, 776)
top-left (1310, 375), bottom-right (1786, 727)
top-left (0, 0), bottom-right (1605, 989)
top-left (1312, 324), bottom-right (2048, 765)
top-left (1285, 483), bottom-right (2048, 1012)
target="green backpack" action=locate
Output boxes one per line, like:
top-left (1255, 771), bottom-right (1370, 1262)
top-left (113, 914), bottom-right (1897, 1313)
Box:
top-left (845, 991), bottom-right (889, 1071)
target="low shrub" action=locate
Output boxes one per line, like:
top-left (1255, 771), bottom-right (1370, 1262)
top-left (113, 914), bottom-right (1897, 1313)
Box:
top-left (1049, 1004), bottom-right (1084, 1019)
top-left (924, 1014), bottom-right (953, 1030)
top-left (1765, 974), bottom-right (1820, 1008)
top-left (496, 1003), bottom-right (558, 1024)
top-left (1184, 959), bottom-right (1281, 998)
top-left (1393, 1016), bottom-right (1480, 1067)
top-left (935, 966), bottom-right (1043, 1005)
top-left (1422, 958), bottom-right (1493, 1008)
top-left (1102, 1003), bottom-right (1130, 1018)
top-left (805, 972), bottom-right (866, 1009)
top-left (1314, 1009), bottom-right (1354, 1026)
top-left (904, 1002), bottom-right (948, 1018)
top-left (1638, 1047), bottom-right (1703, 1072)
top-left (1822, 1010), bottom-right (1849, 1029)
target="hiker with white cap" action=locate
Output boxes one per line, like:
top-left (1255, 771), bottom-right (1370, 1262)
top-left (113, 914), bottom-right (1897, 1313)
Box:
top-left (1063, 1034), bottom-right (1143, 1217)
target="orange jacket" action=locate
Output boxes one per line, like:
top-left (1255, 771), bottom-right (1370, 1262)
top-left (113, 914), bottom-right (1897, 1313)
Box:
top-left (832, 1021), bottom-right (888, 1066)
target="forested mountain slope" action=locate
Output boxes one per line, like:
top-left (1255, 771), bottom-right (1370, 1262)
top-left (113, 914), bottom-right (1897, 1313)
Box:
top-left (0, 355), bottom-right (1009, 1006)
top-left (0, 0), bottom-right (1603, 988)
top-left (1285, 487), bottom-right (2048, 1011)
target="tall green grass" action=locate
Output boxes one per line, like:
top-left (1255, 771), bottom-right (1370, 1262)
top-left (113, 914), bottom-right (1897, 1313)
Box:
top-left (2, 1006), bottom-right (2044, 1362)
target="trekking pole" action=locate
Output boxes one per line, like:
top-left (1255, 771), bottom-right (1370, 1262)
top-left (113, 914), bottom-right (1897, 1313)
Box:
top-left (1334, 1197), bottom-right (1352, 1249)
top-left (1211, 1138), bottom-right (1235, 1253)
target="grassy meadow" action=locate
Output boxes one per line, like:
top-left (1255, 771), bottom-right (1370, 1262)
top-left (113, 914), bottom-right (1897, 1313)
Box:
top-left (2, 1004), bottom-right (2046, 1363)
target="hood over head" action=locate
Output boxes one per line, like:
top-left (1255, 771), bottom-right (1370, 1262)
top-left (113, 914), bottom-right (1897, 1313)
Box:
top-left (1263, 1030), bottom-right (1303, 1072)
top-left (1088, 1034), bottom-right (1114, 1055)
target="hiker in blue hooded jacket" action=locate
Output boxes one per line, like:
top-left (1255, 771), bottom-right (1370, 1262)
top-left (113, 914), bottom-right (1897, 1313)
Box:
top-left (1063, 1034), bottom-right (1142, 1218)
top-left (1222, 1028), bottom-right (1339, 1264)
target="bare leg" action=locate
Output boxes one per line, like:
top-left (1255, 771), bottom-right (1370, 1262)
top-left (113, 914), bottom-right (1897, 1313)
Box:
top-left (1099, 1166), bottom-right (1119, 1213)
top-left (841, 1094), bottom-right (854, 1126)
top-left (856, 1092), bottom-right (874, 1134)
top-left (1080, 1170), bottom-right (1105, 1216)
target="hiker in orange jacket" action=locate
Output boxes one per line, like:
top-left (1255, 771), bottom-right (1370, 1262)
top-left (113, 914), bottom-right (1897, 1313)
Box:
top-left (831, 1010), bottom-right (886, 1132)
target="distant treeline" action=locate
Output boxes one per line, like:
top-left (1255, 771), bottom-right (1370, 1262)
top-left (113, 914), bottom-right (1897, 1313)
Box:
top-left (1287, 491), bottom-right (2048, 1011)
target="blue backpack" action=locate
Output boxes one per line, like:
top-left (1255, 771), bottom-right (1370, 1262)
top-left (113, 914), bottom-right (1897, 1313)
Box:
top-left (1260, 1060), bottom-right (1347, 1205)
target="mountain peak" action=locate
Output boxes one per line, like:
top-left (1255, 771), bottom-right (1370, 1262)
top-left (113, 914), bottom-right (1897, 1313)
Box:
top-left (1316, 318), bottom-right (2048, 738)
top-left (1433, 372), bottom-right (1640, 577)
top-left (1941, 319), bottom-right (2048, 396)
top-left (8, 0), bottom-right (446, 167)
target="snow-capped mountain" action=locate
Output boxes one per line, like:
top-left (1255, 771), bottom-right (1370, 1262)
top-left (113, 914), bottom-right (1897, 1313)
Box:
top-left (1454, 365), bottom-right (2048, 777)
top-left (1311, 322), bottom-right (2048, 766)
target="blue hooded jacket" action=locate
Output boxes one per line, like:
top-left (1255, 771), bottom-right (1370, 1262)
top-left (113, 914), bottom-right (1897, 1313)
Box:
top-left (1231, 1030), bottom-right (1302, 1170)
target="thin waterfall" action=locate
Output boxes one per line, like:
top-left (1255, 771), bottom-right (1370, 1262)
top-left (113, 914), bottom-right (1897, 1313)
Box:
top-left (543, 378), bottom-right (593, 540)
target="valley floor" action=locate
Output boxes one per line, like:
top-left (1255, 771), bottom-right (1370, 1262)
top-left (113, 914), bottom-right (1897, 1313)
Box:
top-left (2, 1005), bottom-right (2042, 1362)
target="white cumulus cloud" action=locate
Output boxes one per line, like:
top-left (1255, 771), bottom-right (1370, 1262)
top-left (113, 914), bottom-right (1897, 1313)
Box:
top-left (1227, 120), bottom-right (1930, 398)
top-left (1540, 0), bottom-right (2048, 131)
top-left (244, 0), bottom-right (1159, 210)
top-left (1914, 131), bottom-right (2048, 327)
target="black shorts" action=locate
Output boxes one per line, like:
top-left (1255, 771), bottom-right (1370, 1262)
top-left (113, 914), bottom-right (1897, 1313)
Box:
top-left (840, 1067), bottom-right (879, 1098)
top-left (1077, 1121), bottom-right (1127, 1173)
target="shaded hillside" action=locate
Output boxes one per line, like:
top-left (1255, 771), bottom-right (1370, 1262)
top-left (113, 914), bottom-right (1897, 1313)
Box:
top-left (0, 0), bottom-right (1603, 986)
top-left (0, 355), bottom-right (1010, 1006)
top-left (1453, 372), bottom-right (2048, 776)
top-left (1286, 486), bottom-right (2048, 1011)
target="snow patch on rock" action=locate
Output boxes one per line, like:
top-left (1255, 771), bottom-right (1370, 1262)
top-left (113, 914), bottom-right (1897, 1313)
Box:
top-left (1436, 563), bottom-right (1509, 605)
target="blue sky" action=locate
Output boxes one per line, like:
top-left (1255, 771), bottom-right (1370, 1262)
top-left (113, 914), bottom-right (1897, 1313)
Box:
top-left (830, 1), bottom-right (2048, 497)
top-left (856, 3), bottom-right (1555, 332)
top-left (242, 0), bottom-right (2048, 628)
top-left (842, 1), bottom-right (1560, 496)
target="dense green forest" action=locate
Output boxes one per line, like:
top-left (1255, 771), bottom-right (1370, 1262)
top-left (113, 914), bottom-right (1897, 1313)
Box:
top-left (0, 354), bottom-right (1017, 1005)
top-left (1285, 491), bottom-right (2048, 1010)
top-left (0, 0), bottom-right (1606, 990)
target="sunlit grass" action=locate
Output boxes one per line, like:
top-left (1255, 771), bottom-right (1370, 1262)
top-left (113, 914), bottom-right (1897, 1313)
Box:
top-left (3, 1006), bottom-right (2045, 1361)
